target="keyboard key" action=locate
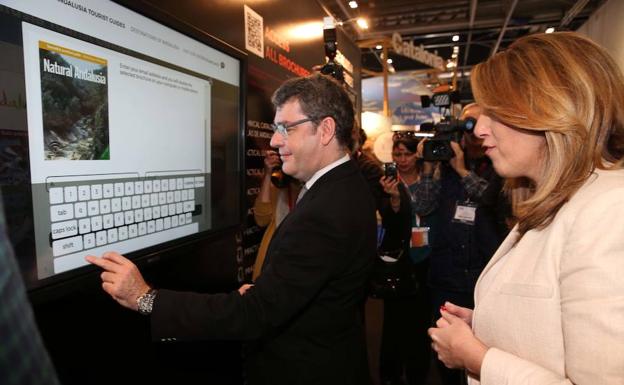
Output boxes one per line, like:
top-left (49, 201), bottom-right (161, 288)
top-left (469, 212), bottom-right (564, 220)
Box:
top-left (153, 179), bottom-right (161, 192)
top-left (184, 177), bottom-right (194, 189)
top-left (174, 190), bottom-right (181, 202)
top-left (171, 215), bottom-right (178, 227)
top-left (114, 212), bottom-right (124, 227)
top-left (128, 224), bottom-right (138, 238)
top-left (51, 204), bottom-right (74, 222)
top-left (134, 181), bottom-right (143, 195)
top-left (88, 201), bottom-right (99, 216)
top-left (134, 209), bottom-right (143, 222)
top-left (51, 220), bottom-right (78, 240)
top-left (122, 197), bottom-right (132, 211)
top-left (141, 194), bottom-right (150, 208)
top-left (144, 207), bottom-right (152, 221)
top-left (53, 235), bottom-right (83, 256)
top-left (138, 222), bottom-right (147, 236)
top-left (166, 192), bottom-right (174, 203)
top-left (147, 220), bottom-right (155, 233)
top-left (156, 218), bottom-right (163, 231)
top-left (78, 218), bottom-right (91, 234)
top-left (96, 231), bottom-right (107, 246)
top-left (181, 189), bottom-right (188, 201)
top-left (160, 204), bottom-right (168, 217)
top-left (161, 179), bottom-right (169, 191)
top-left (144, 180), bottom-right (152, 194)
top-left (91, 216), bottom-right (103, 231)
top-left (84, 233), bottom-right (95, 249)
top-left (103, 183), bottom-right (114, 198)
top-left (178, 214), bottom-right (186, 225)
top-left (78, 185), bottom-right (90, 201)
top-left (169, 178), bottom-right (176, 190)
top-left (103, 214), bottom-right (114, 229)
top-left (150, 193), bottom-right (158, 206)
top-left (111, 198), bottom-right (121, 212)
top-left (91, 184), bottom-right (103, 199)
top-left (185, 212), bottom-right (192, 224)
top-left (176, 178), bottom-right (183, 190)
top-left (74, 202), bottom-right (87, 218)
top-left (124, 182), bottom-right (134, 196)
top-left (107, 228), bottom-right (118, 243)
top-left (164, 216), bottom-right (171, 229)
top-left (64, 186), bottom-right (78, 202)
top-left (158, 192), bottom-right (166, 205)
top-left (118, 226), bottom-right (128, 241)
top-left (132, 195), bottom-right (141, 209)
top-left (195, 176), bottom-right (205, 188)
top-left (124, 210), bottom-right (134, 224)
top-left (176, 202), bottom-right (183, 214)
top-left (100, 199), bottom-right (111, 214)
top-left (114, 183), bottom-right (124, 197)
top-left (189, 189), bottom-right (195, 200)
top-left (50, 187), bottom-right (64, 204)
top-left (152, 206), bottom-right (161, 219)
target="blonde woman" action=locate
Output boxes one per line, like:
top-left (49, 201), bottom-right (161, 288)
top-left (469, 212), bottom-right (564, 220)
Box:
top-left (428, 32), bottom-right (624, 385)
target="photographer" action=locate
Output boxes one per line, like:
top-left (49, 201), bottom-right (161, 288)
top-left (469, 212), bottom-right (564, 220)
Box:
top-left (421, 103), bottom-right (510, 385)
top-left (377, 135), bottom-right (438, 385)
top-left (252, 149), bottom-right (302, 281)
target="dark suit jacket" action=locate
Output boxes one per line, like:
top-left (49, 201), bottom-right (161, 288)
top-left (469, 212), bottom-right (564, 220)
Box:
top-left (151, 159), bottom-right (377, 385)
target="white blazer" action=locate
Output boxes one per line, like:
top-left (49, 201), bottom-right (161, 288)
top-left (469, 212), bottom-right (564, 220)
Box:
top-left (469, 168), bottom-right (624, 385)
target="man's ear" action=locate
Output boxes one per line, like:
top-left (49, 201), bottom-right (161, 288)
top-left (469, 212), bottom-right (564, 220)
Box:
top-left (319, 117), bottom-right (336, 146)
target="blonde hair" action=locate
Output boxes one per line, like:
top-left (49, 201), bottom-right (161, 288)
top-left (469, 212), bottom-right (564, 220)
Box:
top-left (471, 32), bottom-right (624, 236)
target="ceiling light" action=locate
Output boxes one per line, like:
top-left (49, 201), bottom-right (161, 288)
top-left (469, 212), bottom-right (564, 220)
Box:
top-left (348, 1), bottom-right (358, 8)
top-left (375, 44), bottom-right (382, 50)
top-left (452, 35), bottom-right (459, 42)
top-left (453, 46), bottom-right (459, 53)
top-left (545, 27), bottom-right (555, 34)
top-left (451, 53), bottom-right (457, 59)
top-left (446, 61), bottom-right (455, 69)
top-left (387, 58), bottom-right (393, 64)
top-left (356, 18), bottom-right (368, 29)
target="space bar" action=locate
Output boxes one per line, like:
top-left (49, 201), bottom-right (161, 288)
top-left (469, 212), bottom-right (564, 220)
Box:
top-left (53, 223), bottom-right (199, 274)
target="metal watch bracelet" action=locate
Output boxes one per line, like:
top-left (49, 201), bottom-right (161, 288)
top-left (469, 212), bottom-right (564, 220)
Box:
top-left (137, 288), bottom-right (157, 315)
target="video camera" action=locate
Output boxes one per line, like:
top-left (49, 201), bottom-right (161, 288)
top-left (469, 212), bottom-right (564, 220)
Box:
top-left (320, 17), bottom-right (344, 83)
top-left (420, 91), bottom-right (475, 161)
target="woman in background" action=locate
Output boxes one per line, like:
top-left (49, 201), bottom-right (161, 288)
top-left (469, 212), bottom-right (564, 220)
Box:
top-left (377, 136), bottom-right (438, 385)
top-left (252, 149), bottom-right (301, 281)
top-left (428, 32), bottom-right (624, 385)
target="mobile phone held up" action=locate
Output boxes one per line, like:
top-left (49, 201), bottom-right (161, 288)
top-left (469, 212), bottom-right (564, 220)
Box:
top-left (384, 162), bottom-right (398, 180)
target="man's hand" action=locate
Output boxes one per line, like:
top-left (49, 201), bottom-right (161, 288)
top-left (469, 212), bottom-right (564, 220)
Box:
top-left (238, 284), bottom-right (254, 296)
top-left (85, 252), bottom-right (150, 311)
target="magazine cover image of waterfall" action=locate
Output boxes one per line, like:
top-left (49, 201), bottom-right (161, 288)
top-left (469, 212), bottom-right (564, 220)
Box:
top-left (39, 41), bottom-right (109, 160)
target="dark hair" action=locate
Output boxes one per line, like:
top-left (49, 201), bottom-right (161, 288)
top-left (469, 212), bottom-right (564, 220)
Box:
top-left (272, 74), bottom-right (355, 150)
top-left (392, 136), bottom-right (418, 153)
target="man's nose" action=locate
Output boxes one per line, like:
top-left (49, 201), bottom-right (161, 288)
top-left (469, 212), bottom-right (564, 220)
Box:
top-left (270, 132), bottom-right (284, 148)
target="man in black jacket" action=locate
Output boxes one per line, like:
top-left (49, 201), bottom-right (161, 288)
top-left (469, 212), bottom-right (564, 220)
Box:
top-left (86, 74), bottom-right (377, 385)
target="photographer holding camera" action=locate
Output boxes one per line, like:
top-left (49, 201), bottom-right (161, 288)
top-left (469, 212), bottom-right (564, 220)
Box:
top-left (420, 103), bottom-right (510, 385)
top-left (252, 149), bottom-right (302, 281)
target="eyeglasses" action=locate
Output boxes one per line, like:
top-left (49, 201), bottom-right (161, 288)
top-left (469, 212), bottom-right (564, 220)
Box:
top-left (271, 118), bottom-right (314, 137)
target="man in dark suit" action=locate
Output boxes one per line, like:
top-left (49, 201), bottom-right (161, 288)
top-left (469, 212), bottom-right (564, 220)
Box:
top-left (86, 74), bottom-right (377, 385)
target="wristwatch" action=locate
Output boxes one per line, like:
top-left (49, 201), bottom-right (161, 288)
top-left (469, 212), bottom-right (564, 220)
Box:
top-left (137, 288), bottom-right (158, 315)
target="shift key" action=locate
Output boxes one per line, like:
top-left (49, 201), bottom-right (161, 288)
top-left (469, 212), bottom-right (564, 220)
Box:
top-left (52, 235), bottom-right (83, 257)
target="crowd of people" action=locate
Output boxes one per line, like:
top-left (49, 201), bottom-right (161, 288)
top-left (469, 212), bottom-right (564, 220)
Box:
top-left (3, 31), bottom-right (623, 385)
